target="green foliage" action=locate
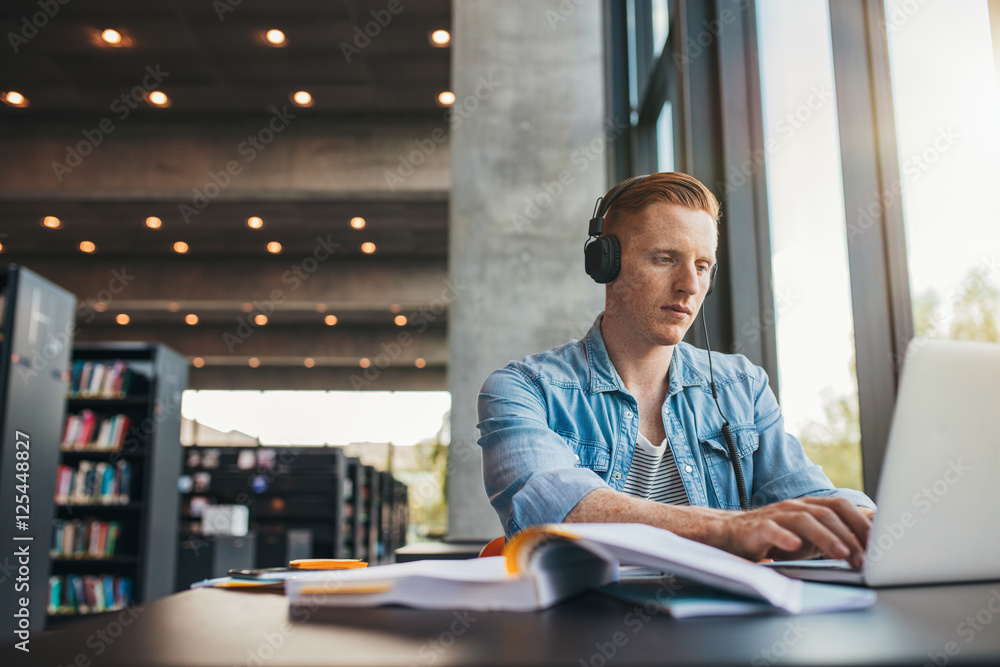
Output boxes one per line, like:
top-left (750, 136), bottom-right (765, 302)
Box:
top-left (796, 266), bottom-right (999, 492)
top-left (798, 388), bottom-right (864, 491)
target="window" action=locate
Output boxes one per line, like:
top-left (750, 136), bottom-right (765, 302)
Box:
top-left (885, 0), bottom-right (1000, 346)
top-left (656, 101), bottom-right (674, 171)
top-left (757, 0), bottom-right (863, 490)
top-left (651, 0), bottom-right (670, 58)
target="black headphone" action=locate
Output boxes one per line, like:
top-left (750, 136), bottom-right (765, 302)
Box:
top-left (584, 174), bottom-right (718, 296)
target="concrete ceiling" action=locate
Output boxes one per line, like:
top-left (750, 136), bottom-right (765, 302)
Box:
top-left (0, 0), bottom-right (452, 114)
top-left (0, 0), bottom-right (452, 391)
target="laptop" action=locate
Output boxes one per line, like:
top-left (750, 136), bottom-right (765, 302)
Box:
top-left (765, 338), bottom-right (1000, 588)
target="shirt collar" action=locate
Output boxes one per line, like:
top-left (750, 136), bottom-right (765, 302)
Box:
top-left (584, 313), bottom-right (710, 396)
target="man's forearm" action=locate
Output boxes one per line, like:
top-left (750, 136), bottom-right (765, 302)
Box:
top-left (563, 486), bottom-right (874, 568)
top-left (563, 488), bottom-right (730, 548)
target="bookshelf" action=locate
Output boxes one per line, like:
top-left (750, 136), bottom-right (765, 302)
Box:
top-left (177, 446), bottom-right (406, 576)
top-left (48, 342), bottom-right (187, 626)
top-left (0, 265), bottom-right (76, 638)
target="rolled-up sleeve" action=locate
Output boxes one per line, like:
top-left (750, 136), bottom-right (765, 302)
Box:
top-left (477, 363), bottom-right (609, 538)
top-left (750, 366), bottom-right (876, 510)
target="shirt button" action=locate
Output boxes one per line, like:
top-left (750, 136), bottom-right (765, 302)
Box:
top-left (684, 465), bottom-right (693, 473)
top-left (614, 472), bottom-right (622, 480)
top-left (625, 411), bottom-right (634, 419)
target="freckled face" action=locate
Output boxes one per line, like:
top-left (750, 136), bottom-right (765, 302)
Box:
top-left (605, 202), bottom-right (718, 347)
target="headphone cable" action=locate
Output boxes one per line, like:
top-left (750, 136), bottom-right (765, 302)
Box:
top-left (701, 310), bottom-right (750, 511)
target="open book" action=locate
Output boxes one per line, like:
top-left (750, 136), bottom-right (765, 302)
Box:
top-left (284, 523), bottom-right (875, 614)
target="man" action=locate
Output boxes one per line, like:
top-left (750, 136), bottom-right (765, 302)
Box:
top-left (477, 172), bottom-right (875, 569)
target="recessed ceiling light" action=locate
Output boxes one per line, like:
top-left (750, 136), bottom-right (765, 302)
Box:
top-left (173, 241), bottom-right (189, 253)
top-left (42, 215), bottom-right (61, 229)
top-left (145, 216), bottom-right (162, 229)
top-left (185, 314), bottom-right (199, 325)
top-left (3, 91), bottom-right (28, 107)
top-left (0, 242), bottom-right (5, 253)
top-left (248, 357), bottom-right (260, 368)
top-left (303, 357), bottom-right (315, 368)
top-left (192, 357), bottom-right (205, 368)
top-left (350, 216), bottom-right (366, 229)
top-left (414, 358), bottom-right (427, 369)
top-left (265, 29), bottom-right (286, 45)
top-left (247, 216), bottom-right (263, 229)
top-left (254, 314), bottom-right (268, 326)
top-left (437, 91), bottom-right (456, 107)
top-left (361, 242), bottom-right (376, 254)
top-left (291, 90), bottom-right (313, 107)
top-left (91, 27), bottom-right (132, 48)
top-left (324, 315), bottom-right (338, 326)
top-left (147, 91), bottom-right (170, 107)
top-left (267, 241), bottom-right (282, 254)
top-left (429, 30), bottom-right (451, 47)
top-left (394, 315), bottom-right (407, 326)
top-left (115, 313), bottom-right (130, 325)
top-left (79, 241), bottom-right (96, 253)
top-left (359, 358), bottom-right (371, 368)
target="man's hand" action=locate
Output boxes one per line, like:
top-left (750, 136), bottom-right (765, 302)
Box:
top-left (717, 497), bottom-right (872, 569)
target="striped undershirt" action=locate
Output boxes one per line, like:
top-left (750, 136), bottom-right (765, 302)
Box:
top-left (621, 431), bottom-right (690, 506)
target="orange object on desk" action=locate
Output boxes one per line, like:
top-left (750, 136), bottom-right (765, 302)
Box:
top-left (288, 559), bottom-right (368, 570)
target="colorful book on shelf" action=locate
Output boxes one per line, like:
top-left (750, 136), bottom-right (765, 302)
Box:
top-left (87, 363), bottom-right (106, 398)
top-left (285, 523), bottom-right (876, 615)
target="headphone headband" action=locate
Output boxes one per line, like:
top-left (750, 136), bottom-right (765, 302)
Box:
top-left (584, 174), bottom-right (719, 296)
top-left (588, 174), bottom-right (651, 237)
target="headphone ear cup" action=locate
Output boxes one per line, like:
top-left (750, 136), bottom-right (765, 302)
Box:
top-left (707, 263), bottom-right (719, 296)
top-left (584, 235), bottom-right (621, 284)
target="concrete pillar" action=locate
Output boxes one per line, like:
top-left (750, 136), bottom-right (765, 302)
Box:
top-left (447, 0), bottom-right (608, 540)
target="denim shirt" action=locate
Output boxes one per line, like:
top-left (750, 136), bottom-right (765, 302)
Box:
top-left (477, 315), bottom-right (875, 538)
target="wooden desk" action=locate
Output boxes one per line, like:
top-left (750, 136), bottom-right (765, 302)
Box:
top-left (4, 580), bottom-right (1000, 666)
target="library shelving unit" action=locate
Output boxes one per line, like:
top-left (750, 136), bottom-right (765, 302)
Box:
top-left (343, 456), bottom-right (364, 559)
top-left (0, 265), bottom-right (76, 637)
top-left (48, 342), bottom-right (187, 627)
top-left (177, 446), bottom-right (407, 575)
top-left (178, 446), bottom-right (350, 571)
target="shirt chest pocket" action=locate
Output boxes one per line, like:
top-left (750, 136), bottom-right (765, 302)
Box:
top-left (557, 430), bottom-right (611, 473)
top-left (699, 425), bottom-right (760, 510)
